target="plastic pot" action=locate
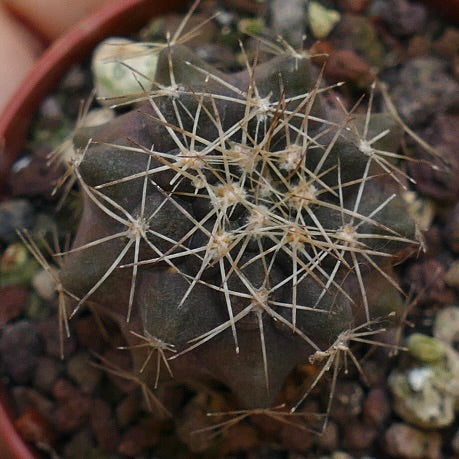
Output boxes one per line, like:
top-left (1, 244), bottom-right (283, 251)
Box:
top-left (0, 0), bottom-right (187, 457)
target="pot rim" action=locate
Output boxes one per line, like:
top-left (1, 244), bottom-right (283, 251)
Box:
top-left (0, 0), bottom-right (187, 457)
top-left (0, 0), bottom-right (187, 193)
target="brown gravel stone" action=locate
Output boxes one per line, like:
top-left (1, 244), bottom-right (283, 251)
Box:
top-left (62, 428), bottom-right (94, 459)
top-left (317, 420), bottom-right (339, 452)
top-left (12, 386), bottom-right (54, 420)
top-left (337, 0), bottom-right (370, 13)
top-left (101, 347), bottom-right (137, 393)
top-left (67, 351), bottom-right (102, 394)
top-left (360, 360), bottom-right (387, 387)
top-left (52, 378), bottom-right (78, 402)
top-left (33, 356), bottom-right (63, 394)
top-left (73, 315), bottom-right (105, 353)
top-left (280, 421), bottom-right (315, 452)
top-left (116, 392), bottom-right (142, 428)
top-left (433, 28), bottom-right (459, 58)
top-left (384, 423), bottom-right (442, 459)
top-left (342, 420), bottom-right (377, 451)
top-left (363, 388), bottom-right (391, 427)
top-left (53, 393), bottom-right (92, 434)
top-left (330, 381), bottom-right (364, 424)
top-left (117, 417), bottom-right (161, 456)
top-left (221, 423), bottom-right (259, 454)
top-left (38, 316), bottom-right (77, 359)
top-left (0, 285), bottom-right (28, 325)
top-left (90, 399), bottom-right (120, 452)
top-left (407, 35), bottom-right (430, 58)
top-left (445, 260), bottom-right (459, 289)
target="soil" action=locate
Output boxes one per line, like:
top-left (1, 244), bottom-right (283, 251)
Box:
top-left (0, 1), bottom-right (458, 458)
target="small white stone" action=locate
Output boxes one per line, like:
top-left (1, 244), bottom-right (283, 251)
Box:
top-left (82, 107), bottom-right (115, 127)
top-left (92, 38), bottom-right (158, 106)
top-left (32, 269), bottom-right (56, 301)
top-left (407, 367), bottom-right (433, 391)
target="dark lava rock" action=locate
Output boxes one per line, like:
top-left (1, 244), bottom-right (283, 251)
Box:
top-left (9, 150), bottom-right (64, 199)
top-left (379, 0), bottom-right (427, 37)
top-left (388, 57), bottom-right (458, 126)
top-left (409, 114), bottom-right (459, 203)
top-left (0, 319), bottom-right (43, 384)
top-left (0, 199), bottom-right (35, 244)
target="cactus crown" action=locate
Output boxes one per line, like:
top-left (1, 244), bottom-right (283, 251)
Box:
top-left (46, 9), bottom-right (420, 418)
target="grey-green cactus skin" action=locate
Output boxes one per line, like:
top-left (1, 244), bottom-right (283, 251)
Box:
top-left (60, 44), bottom-right (416, 409)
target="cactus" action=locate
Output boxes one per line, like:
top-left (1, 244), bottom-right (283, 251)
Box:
top-left (53, 32), bottom-right (418, 417)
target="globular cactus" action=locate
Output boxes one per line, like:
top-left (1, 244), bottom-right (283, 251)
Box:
top-left (57, 39), bottom-right (417, 412)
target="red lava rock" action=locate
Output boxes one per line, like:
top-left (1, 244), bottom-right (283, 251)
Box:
top-left (8, 150), bottom-right (64, 199)
top-left (342, 420), bottom-right (377, 451)
top-left (0, 285), bottom-right (28, 325)
top-left (337, 0), bottom-right (370, 13)
top-left (363, 388), bottom-right (390, 427)
top-left (38, 316), bottom-right (77, 359)
top-left (74, 315), bottom-right (105, 353)
top-left (53, 392), bottom-right (92, 434)
top-left (15, 408), bottom-right (55, 448)
top-left (324, 50), bottom-right (372, 85)
top-left (0, 320), bottom-right (43, 384)
top-left (90, 399), bottom-right (120, 452)
top-left (384, 423), bottom-right (442, 459)
top-left (280, 421), bottom-right (315, 452)
top-left (52, 379), bottom-right (92, 433)
top-left (310, 41), bottom-right (336, 65)
top-left (117, 417), bottom-right (161, 456)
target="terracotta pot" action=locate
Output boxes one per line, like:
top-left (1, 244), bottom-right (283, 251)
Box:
top-left (0, 0), bottom-right (187, 457)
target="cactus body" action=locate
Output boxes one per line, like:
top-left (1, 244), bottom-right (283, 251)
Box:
top-left (60, 43), bottom-right (416, 409)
